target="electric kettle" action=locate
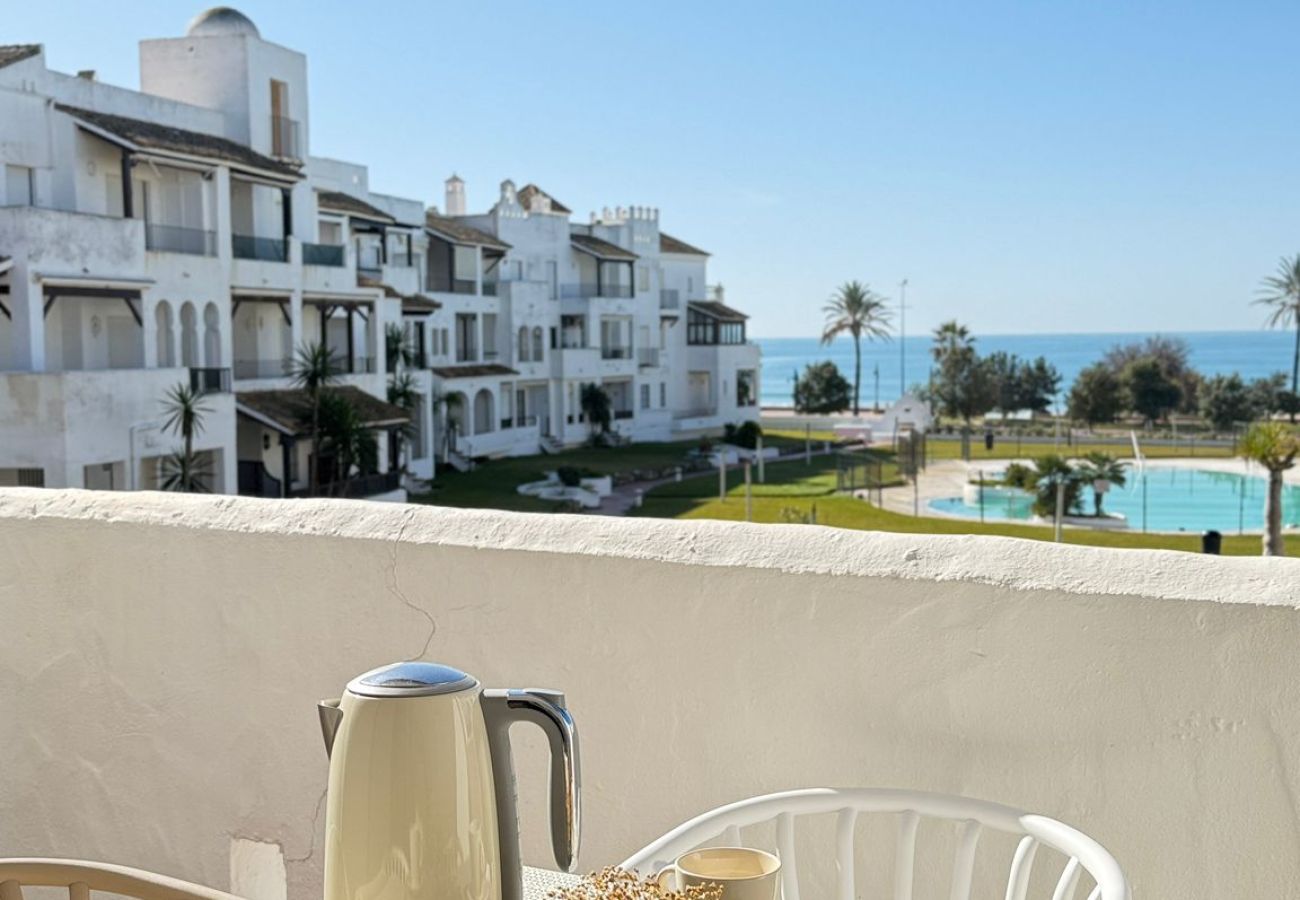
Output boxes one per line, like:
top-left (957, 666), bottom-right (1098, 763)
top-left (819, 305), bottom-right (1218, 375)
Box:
top-left (318, 661), bottom-right (580, 900)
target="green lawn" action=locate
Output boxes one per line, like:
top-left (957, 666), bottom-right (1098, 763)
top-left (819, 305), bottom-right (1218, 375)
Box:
top-left (632, 456), bottom-right (1294, 556)
top-left (923, 437), bottom-right (1235, 461)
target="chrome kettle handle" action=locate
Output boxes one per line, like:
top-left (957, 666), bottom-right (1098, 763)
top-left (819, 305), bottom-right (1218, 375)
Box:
top-left (482, 688), bottom-right (581, 896)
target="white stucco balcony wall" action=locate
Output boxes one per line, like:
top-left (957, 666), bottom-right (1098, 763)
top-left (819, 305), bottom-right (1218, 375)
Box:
top-left (1, 491), bottom-right (1298, 899)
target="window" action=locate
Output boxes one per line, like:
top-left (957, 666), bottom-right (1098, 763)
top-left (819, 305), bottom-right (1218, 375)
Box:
top-left (5, 165), bottom-right (33, 206)
top-left (640, 384), bottom-right (650, 410)
top-left (518, 326), bottom-right (530, 362)
top-left (638, 266), bottom-right (649, 292)
top-left (532, 327), bottom-right (544, 361)
top-left (0, 468), bottom-right (44, 488)
top-left (547, 261), bottom-right (558, 299)
top-left (659, 382), bottom-right (667, 408)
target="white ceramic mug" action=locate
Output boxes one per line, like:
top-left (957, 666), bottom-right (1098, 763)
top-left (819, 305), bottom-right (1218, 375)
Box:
top-left (656, 847), bottom-right (781, 900)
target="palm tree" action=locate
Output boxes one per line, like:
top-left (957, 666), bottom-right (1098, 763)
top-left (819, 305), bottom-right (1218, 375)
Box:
top-left (387, 371), bottom-right (419, 475)
top-left (318, 392), bottom-right (378, 496)
top-left (159, 382), bottom-right (212, 492)
top-left (385, 322), bottom-right (414, 372)
top-left (1078, 452), bottom-right (1128, 517)
top-left (1241, 422), bottom-right (1299, 556)
top-left (931, 320), bottom-right (973, 363)
top-left (820, 281), bottom-right (893, 417)
top-left (579, 383), bottom-right (612, 442)
top-left (288, 341), bottom-right (340, 495)
top-left (1256, 254), bottom-right (1300, 420)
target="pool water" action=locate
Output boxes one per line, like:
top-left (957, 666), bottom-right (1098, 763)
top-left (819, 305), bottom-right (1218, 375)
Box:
top-left (929, 467), bottom-right (1300, 533)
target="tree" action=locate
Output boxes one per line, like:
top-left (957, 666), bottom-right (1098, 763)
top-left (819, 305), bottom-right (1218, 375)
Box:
top-left (1240, 422), bottom-right (1300, 556)
top-left (1029, 454), bottom-right (1085, 518)
top-left (930, 335), bottom-right (996, 426)
top-left (793, 361), bottom-right (852, 414)
top-left (820, 281), bottom-right (892, 416)
top-left (159, 382), bottom-right (212, 492)
top-left (1248, 373), bottom-right (1290, 420)
top-left (1121, 357), bottom-right (1181, 425)
top-left (1017, 356), bottom-right (1062, 413)
top-left (1077, 452), bottom-right (1128, 517)
top-left (1067, 363), bottom-right (1123, 425)
top-left (931, 320), bottom-right (972, 363)
top-left (1104, 336), bottom-right (1200, 414)
top-left (385, 322), bottom-right (414, 372)
top-left (289, 341), bottom-right (340, 495)
top-left (317, 392), bottom-right (378, 494)
top-left (387, 371), bottom-right (419, 476)
top-left (1200, 373), bottom-right (1257, 432)
top-left (1255, 254), bottom-right (1300, 419)
top-left (579, 383), bottom-right (612, 441)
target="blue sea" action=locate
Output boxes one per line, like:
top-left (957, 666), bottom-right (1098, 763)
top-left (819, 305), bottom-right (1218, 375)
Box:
top-left (757, 330), bottom-right (1296, 408)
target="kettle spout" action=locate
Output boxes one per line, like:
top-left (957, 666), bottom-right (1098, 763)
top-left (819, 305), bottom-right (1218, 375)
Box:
top-left (318, 698), bottom-right (343, 757)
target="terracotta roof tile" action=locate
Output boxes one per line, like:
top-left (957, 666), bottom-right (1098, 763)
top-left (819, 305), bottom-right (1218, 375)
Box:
top-left (237, 385), bottom-right (409, 436)
top-left (316, 190), bottom-right (396, 224)
top-left (688, 300), bottom-right (748, 322)
top-left (0, 45), bottom-right (40, 70)
top-left (424, 212), bottom-right (511, 251)
top-left (430, 364), bottom-right (519, 379)
top-left (570, 232), bottom-right (638, 261)
top-left (659, 232), bottom-right (709, 256)
top-left (517, 184), bottom-right (571, 214)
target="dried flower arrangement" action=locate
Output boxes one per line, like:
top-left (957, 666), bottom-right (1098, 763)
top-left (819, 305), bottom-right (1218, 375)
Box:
top-left (549, 867), bottom-right (723, 900)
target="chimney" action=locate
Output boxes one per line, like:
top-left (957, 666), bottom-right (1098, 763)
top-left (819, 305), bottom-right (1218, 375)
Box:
top-left (445, 174), bottom-right (465, 217)
top-left (76, 70), bottom-right (97, 81)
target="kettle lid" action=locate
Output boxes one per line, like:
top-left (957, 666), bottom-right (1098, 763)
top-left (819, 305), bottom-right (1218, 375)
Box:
top-left (347, 661), bottom-right (478, 698)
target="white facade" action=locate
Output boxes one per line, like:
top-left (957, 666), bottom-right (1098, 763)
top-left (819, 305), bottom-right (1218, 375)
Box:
top-left (0, 8), bottom-right (761, 493)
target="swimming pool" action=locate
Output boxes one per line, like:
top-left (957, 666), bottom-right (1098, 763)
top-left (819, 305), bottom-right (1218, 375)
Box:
top-left (929, 467), bottom-right (1300, 533)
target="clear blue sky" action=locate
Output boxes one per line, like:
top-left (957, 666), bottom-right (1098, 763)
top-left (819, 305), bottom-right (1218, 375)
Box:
top-left (10, 1), bottom-right (1300, 338)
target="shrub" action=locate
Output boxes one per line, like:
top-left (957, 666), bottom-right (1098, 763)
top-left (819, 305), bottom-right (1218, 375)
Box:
top-left (1003, 462), bottom-right (1035, 489)
top-left (556, 466), bottom-right (583, 487)
top-left (793, 361), bottom-right (851, 414)
top-left (724, 421), bottom-right (764, 449)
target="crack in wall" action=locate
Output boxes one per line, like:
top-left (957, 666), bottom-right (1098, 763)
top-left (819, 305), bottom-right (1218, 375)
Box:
top-left (388, 509), bottom-right (436, 660)
top-left (284, 785), bottom-right (328, 863)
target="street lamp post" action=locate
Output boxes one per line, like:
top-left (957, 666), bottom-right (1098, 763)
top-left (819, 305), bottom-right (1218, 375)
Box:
top-left (898, 278), bottom-right (909, 402)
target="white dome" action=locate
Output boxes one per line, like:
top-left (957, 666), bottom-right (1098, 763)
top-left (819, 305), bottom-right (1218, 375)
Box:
top-left (186, 7), bottom-right (260, 37)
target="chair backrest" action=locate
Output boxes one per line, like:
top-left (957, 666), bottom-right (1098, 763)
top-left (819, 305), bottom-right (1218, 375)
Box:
top-left (619, 788), bottom-right (1129, 900)
top-left (0, 860), bottom-right (245, 900)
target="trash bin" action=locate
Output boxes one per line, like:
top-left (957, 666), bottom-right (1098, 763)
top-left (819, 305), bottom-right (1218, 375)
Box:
top-left (1202, 530), bottom-right (1222, 555)
top-left (984, 430), bottom-right (995, 451)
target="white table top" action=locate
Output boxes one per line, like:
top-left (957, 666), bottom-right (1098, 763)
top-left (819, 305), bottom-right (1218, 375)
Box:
top-left (523, 866), bottom-right (583, 899)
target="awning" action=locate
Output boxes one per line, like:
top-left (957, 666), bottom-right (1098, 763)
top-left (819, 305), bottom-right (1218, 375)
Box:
top-left (237, 385), bottom-right (410, 437)
top-left (570, 233), bottom-right (637, 261)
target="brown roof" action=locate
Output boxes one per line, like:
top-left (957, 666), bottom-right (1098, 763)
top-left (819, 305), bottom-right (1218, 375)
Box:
top-left (517, 184), bottom-right (571, 214)
top-left (688, 300), bottom-right (748, 322)
top-left (237, 385), bottom-right (409, 436)
top-left (570, 232), bottom-right (638, 261)
top-left (424, 212), bottom-right (511, 252)
top-left (659, 232), bottom-right (709, 256)
top-left (56, 103), bottom-right (300, 179)
top-left (316, 190), bottom-right (396, 224)
top-left (356, 275), bottom-right (441, 313)
top-left (0, 45), bottom-right (40, 70)
top-left (430, 364), bottom-right (519, 379)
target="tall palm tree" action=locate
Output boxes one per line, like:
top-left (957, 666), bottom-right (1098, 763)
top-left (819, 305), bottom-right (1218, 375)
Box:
top-left (1256, 254), bottom-right (1300, 420)
top-left (1241, 421), bottom-right (1299, 556)
top-left (158, 382), bottom-right (213, 492)
top-left (580, 383), bottom-right (612, 442)
top-left (289, 341), bottom-right (340, 495)
top-left (387, 371), bottom-right (419, 475)
top-left (820, 281), bottom-right (893, 416)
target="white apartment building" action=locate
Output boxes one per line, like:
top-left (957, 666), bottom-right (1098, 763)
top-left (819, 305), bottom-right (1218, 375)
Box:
top-left (0, 8), bottom-right (760, 496)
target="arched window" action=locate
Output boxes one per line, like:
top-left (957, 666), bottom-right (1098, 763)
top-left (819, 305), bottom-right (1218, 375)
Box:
top-left (532, 326), bottom-right (544, 362)
top-left (473, 388), bottom-right (494, 434)
top-left (203, 302), bottom-right (221, 367)
top-left (518, 326), bottom-right (530, 363)
top-left (180, 302), bottom-right (199, 367)
top-left (155, 301), bottom-right (175, 367)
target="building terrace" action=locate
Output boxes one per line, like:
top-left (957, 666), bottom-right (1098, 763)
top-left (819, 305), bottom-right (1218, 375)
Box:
top-left (2, 488), bottom-right (1299, 899)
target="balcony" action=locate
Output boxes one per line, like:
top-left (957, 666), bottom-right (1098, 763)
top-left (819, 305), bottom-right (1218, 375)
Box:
top-left (270, 114), bottom-right (302, 159)
top-left (637, 348), bottom-right (661, 368)
top-left (188, 367), bottom-right (232, 394)
top-left (232, 234), bottom-right (288, 263)
top-left (0, 491), bottom-right (1294, 900)
top-left (562, 283), bottom-right (634, 300)
top-left (145, 223), bottom-right (216, 257)
top-left (233, 358), bottom-right (290, 380)
top-left (303, 243), bottom-right (346, 267)
top-left (601, 346), bottom-right (633, 361)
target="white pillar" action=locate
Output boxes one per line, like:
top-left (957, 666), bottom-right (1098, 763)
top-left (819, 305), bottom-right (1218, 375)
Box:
top-left (9, 259), bottom-right (44, 371)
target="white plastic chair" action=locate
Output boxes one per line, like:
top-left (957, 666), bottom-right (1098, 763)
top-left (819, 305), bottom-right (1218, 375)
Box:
top-left (620, 788), bottom-right (1129, 900)
top-left (0, 860), bottom-right (245, 900)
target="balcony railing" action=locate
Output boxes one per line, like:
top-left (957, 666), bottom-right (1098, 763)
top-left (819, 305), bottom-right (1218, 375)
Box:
top-left (601, 346), bottom-right (633, 361)
top-left (451, 279), bottom-right (477, 295)
top-left (357, 265), bottom-right (382, 281)
top-left (236, 461), bottom-right (282, 498)
top-left (189, 367), bottom-right (232, 394)
top-left (482, 281), bottom-right (498, 297)
top-left (290, 469), bottom-right (401, 499)
top-left (303, 243), bottom-right (345, 267)
top-left (233, 359), bottom-right (291, 380)
top-left (388, 252), bottom-right (414, 268)
top-left (563, 283), bottom-right (635, 300)
top-left (232, 234), bottom-right (288, 263)
top-left (613, 409), bottom-right (634, 420)
top-left (270, 115), bottom-right (302, 159)
top-left (637, 348), bottom-right (661, 368)
top-left (146, 223), bottom-right (216, 256)
top-left (660, 289), bottom-right (681, 310)
top-left (500, 417), bottom-right (514, 431)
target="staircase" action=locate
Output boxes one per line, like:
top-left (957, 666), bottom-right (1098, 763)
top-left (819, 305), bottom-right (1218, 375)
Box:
top-left (446, 449), bottom-right (474, 473)
top-left (538, 435), bottom-right (564, 455)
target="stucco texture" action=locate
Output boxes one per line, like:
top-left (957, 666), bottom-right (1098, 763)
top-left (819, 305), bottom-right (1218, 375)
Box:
top-left (1, 488), bottom-right (1298, 899)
